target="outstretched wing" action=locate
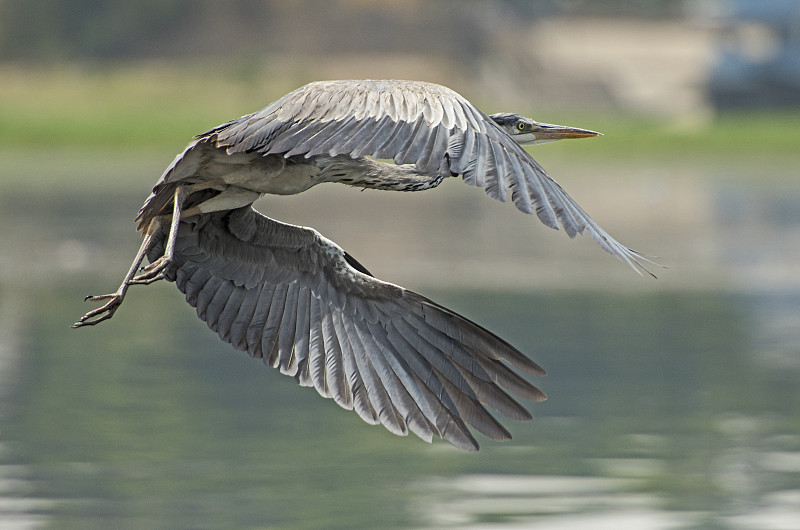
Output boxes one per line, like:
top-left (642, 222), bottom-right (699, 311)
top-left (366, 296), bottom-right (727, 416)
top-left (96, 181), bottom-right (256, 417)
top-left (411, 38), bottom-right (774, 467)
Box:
top-left (149, 206), bottom-right (547, 451)
top-left (201, 79), bottom-right (652, 274)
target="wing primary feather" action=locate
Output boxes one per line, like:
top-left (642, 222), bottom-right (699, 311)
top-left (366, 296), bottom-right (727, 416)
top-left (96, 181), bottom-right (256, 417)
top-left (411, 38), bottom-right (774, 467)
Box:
top-left (355, 323), bottom-right (436, 440)
top-left (396, 307), bottom-right (490, 380)
top-left (320, 305), bottom-right (351, 409)
top-left (410, 123), bottom-right (440, 174)
top-left (199, 279), bottom-right (242, 340)
top-left (394, 119), bottom-right (430, 165)
top-left (173, 263), bottom-right (194, 292)
top-left (415, 299), bottom-right (546, 376)
top-left (331, 118), bottom-right (385, 157)
top-left (372, 119), bottom-right (414, 160)
top-left (307, 295), bottom-right (329, 394)
top-left (560, 196), bottom-right (657, 276)
top-left (383, 322), bottom-right (450, 406)
top-left (183, 267), bottom-right (213, 308)
top-left (469, 353), bottom-right (548, 403)
top-left (453, 364), bottom-right (535, 420)
top-left (195, 277), bottom-right (224, 322)
top-left (429, 125), bottom-right (453, 175)
top-left (470, 133), bottom-right (490, 188)
top-left (293, 119), bottom-right (353, 158)
top-left (399, 295), bottom-right (545, 375)
top-left (227, 283), bottom-right (262, 353)
top-left (538, 174), bottom-right (580, 238)
top-left (245, 284), bottom-right (276, 358)
top-left (258, 282), bottom-right (289, 366)
top-left (344, 318), bottom-right (407, 435)
top-left (349, 116), bottom-right (397, 158)
top-left (384, 322), bottom-right (476, 444)
top-left (331, 311), bottom-right (379, 424)
top-left (459, 100), bottom-right (487, 133)
top-left (288, 286), bottom-right (312, 378)
top-left (432, 367), bottom-right (512, 443)
top-left (267, 119), bottom-right (331, 156)
top-left (316, 119), bottom-right (366, 157)
top-left (450, 129), bottom-right (475, 177)
top-left (215, 284), bottom-right (248, 343)
top-left (506, 152), bottom-right (533, 214)
top-left (362, 321), bottom-right (439, 442)
top-left (392, 317), bottom-right (481, 400)
top-left (486, 141), bottom-right (508, 202)
top-left (276, 282), bottom-right (300, 372)
top-left (517, 163), bottom-right (558, 229)
top-left (401, 310), bottom-right (545, 404)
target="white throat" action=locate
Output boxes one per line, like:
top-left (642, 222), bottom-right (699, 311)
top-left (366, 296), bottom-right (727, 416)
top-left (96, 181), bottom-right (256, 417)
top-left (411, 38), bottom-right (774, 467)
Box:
top-left (513, 132), bottom-right (558, 146)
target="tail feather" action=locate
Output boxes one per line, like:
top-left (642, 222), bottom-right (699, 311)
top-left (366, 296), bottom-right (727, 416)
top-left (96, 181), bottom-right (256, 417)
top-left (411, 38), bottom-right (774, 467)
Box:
top-left (136, 138), bottom-right (211, 232)
top-left (136, 181), bottom-right (179, 233)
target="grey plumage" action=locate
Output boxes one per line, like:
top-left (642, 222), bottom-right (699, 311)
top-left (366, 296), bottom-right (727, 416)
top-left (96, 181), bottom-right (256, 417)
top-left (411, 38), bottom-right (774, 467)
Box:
top-left (75, 79), bottom-right (653, 450)
top-left (150, 207), bottom-right (545, 450)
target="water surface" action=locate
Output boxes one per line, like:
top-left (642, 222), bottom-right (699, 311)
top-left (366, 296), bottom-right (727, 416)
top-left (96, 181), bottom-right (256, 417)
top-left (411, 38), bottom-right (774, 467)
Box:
top-left (1, 156), bottom-right (799, 529)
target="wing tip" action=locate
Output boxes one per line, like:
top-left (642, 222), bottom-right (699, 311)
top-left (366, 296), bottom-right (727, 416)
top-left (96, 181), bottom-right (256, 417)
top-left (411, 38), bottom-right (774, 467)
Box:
top-left (619, 246), bottom-right (664, 279)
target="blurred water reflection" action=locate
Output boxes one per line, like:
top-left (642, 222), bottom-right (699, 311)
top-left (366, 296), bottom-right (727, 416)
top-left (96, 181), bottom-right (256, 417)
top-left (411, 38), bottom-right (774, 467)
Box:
top-left (1, 155), bottom-right (799, 529)
top-left (0, 283), bottom-right (798, 528)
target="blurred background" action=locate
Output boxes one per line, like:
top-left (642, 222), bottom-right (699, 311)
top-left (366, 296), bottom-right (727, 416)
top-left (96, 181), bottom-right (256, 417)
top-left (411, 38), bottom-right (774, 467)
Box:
top-left (1, 1), bottom-right (799, 528)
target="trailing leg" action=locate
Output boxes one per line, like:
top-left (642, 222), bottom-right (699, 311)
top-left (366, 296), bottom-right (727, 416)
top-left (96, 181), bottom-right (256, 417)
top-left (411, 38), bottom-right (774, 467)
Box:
top-left (133, 182), bottom-right (259, 283)
top-left (74, 181), bottom-right (258, 328)
top-left (72, 217), bottom-right (165, 328)
top-left (74, 181), bottom-right (217, 327)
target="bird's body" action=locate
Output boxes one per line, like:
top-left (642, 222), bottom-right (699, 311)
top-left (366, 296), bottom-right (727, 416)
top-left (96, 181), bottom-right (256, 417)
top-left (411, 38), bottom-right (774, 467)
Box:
top-left (75, 79), bottom-right (652, 450)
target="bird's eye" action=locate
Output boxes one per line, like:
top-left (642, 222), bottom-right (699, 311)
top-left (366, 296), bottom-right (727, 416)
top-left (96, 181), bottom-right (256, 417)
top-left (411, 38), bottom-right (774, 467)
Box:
top-left (517, 123), bottom-right (526, 131)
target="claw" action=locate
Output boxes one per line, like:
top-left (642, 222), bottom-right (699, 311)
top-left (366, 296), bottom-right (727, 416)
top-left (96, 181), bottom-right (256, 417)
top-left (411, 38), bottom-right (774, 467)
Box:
top-left (84, 292), bottom-right (116, 302)
top-left (73, 294), bottom-right (124, 328)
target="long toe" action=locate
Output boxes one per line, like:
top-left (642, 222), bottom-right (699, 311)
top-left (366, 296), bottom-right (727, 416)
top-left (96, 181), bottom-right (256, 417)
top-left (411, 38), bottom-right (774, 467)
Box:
top-left (135, 256), bottom-right (171, 281)
top-left (73, 295), bottom-right (123, 328)
top-left (84, 292), bottom-right (116, 302)
top-left (130, 271), bottom-right (165, 285)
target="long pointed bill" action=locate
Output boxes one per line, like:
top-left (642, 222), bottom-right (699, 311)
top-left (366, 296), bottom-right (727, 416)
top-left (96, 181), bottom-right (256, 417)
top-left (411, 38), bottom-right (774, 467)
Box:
top-left (532, 122), bottom-right (602, 141)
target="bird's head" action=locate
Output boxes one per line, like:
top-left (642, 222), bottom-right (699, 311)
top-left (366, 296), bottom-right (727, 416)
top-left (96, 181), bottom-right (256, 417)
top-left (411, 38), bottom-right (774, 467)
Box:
top-left (489, 113), bottom-right (601, 146)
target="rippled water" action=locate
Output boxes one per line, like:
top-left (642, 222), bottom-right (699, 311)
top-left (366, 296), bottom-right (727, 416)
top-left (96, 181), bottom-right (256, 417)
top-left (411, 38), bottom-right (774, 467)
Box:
top-left (1, 158), bottom-right (799, 529)
top-left (0, 286), bottom-right (797, 529)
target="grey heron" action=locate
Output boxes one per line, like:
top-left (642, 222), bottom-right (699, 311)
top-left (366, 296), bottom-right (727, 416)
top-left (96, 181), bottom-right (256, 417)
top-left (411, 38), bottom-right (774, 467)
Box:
top-left (74, 79), bottom-right (652, 451)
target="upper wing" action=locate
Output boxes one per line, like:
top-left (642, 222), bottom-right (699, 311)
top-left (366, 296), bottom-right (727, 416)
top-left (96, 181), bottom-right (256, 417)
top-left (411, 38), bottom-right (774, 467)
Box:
top-left (201, 79), bottom-right (653, 274)
top-left (149, 206), bottom-right (547, 451)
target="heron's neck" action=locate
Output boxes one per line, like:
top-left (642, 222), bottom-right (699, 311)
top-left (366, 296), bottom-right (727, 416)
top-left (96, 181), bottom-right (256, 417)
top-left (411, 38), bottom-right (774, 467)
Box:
top-left (318, 156), bottom-right (446, 192)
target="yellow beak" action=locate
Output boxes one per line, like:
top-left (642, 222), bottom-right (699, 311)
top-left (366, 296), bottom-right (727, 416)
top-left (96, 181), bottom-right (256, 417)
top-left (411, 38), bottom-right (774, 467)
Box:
top-left (531, 122), bottom-right (602, 141)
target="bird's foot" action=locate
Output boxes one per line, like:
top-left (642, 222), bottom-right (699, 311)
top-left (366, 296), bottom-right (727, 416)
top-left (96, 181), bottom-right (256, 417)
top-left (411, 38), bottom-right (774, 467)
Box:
top-left (129, 273), bottom-right (164, 285)
top-left (73, 292), bottom-right (124, 328)
top-left (132, 256), bottom-right (171, 283)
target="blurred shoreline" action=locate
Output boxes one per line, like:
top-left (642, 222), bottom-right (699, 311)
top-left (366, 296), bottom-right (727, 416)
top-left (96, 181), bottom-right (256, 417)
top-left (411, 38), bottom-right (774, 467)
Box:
top-left (2, 146), bottom-right (797, 295)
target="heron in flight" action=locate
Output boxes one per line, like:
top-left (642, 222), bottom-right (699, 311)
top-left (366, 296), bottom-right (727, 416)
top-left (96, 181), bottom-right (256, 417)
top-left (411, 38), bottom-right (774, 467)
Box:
top-left (74, 80), bottom-right (652, 451)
